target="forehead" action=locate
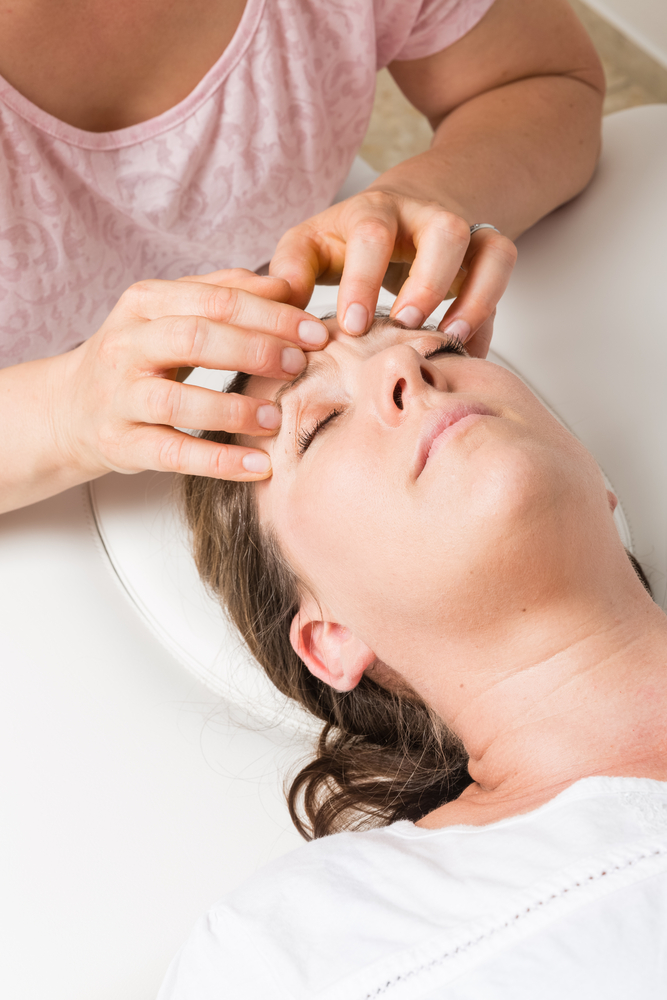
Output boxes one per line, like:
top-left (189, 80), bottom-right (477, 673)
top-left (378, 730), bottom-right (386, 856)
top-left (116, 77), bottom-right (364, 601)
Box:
top-left (244, 318), bottom-right (449, 403)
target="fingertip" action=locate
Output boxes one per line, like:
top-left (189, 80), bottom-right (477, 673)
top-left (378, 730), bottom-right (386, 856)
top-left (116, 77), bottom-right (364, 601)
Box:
top-left (439, 317), bottom-right (471, 342)
top-left (261, 271), bottom-right (291, 288)
top-left (393, 305), bottom-right (424, 329)
top-left (281, 347), bottom-right (307, 375)
top-left (256, 403), bottom-right (281, 430)
top-left (342, 302), bottom-right (369, 336)
top-left (257, 273), bottom-right (293, 302)
top-left (298, 319), bottom-right (328, 347)
top-left (270, 251), bottom-right (319, 308)
top-left (242, 451), bottom-right (272, 475)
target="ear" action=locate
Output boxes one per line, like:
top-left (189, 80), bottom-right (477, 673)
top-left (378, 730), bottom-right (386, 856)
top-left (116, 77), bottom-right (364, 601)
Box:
top-left (607, 490), bottom-right (618, 514)
top-left (290, 601), bottom-right (376, 692)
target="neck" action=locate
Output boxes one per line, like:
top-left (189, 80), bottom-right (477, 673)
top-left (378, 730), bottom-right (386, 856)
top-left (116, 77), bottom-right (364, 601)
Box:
top-left (416, 581), bottom-right (667, 828)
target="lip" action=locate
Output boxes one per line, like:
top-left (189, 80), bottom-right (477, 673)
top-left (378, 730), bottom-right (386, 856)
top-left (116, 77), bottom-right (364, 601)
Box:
top-left (414, 402), bottom-right (495, 478)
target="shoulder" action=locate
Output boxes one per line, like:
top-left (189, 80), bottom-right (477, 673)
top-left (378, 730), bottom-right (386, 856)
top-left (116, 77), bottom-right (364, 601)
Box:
top-left (159, 778), bottom-right (667, 1000)
top-left (372, 0), bottom-right (497, 67)
top-left (265, 1), bottom-right (496, 68)
top-left (223, 823), bottom-right (407, 916)
top-left (157, 826), bottom-right (408, 1000)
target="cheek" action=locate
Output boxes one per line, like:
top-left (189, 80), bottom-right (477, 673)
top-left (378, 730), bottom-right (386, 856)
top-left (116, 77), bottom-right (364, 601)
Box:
top-left (266, 403), bottom-right (607, 644)
top-left (276, 437), bottom-right (411, 624)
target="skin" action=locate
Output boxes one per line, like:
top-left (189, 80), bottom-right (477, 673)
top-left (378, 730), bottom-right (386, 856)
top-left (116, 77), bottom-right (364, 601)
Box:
top-left (270, 0), bottom-right (605, 345)
top-left (0, 270), bottom-right (327, 513)
top-left (241, 318), bottom-right (667, 828)
top-left (0, 0), bottom-right (604, 511)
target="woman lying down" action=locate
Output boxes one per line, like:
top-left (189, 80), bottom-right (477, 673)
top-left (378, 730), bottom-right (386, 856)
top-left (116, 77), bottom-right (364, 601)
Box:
top-left (162, 315), bottom-right (667, 999)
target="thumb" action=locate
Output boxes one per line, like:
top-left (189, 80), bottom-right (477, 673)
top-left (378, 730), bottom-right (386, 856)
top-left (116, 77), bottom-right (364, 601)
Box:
top-left (270, 229), bottom-right (325, 309)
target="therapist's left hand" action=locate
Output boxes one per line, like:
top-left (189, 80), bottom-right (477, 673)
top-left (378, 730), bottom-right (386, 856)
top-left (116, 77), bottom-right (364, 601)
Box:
top-left (268, 189), bottom-right (517, 359)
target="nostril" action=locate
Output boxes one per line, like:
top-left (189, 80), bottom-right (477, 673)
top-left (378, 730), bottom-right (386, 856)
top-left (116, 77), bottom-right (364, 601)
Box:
top-left (393, 379), bottom-right (405, 410)
top-left (420, 365), bottom-right (434, 387)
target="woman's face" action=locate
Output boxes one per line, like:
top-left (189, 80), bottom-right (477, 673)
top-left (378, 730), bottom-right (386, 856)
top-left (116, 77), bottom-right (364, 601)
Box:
top-left (242, 317), bottom-right (613, 669)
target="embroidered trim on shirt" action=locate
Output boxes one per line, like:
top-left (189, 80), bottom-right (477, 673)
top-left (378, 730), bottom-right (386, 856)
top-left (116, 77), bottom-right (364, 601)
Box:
top-left (363, 846), bottom-right (667, 999)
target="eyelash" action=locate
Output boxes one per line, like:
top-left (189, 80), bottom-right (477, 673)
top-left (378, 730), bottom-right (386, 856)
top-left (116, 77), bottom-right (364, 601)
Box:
top-left (297, 408), bottom-right (343, 454)
top-left (422, 336), bottom-right (467, 360)
top-left (296, 337), bottom-right (466, 454)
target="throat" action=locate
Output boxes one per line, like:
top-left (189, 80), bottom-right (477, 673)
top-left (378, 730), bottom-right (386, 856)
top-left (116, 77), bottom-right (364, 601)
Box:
top-left (417, 603), bottom-right (667, 830)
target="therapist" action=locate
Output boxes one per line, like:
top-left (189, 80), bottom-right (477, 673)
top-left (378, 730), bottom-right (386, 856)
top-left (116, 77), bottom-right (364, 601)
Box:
top-left (0, 0), bottom-right (604, 513)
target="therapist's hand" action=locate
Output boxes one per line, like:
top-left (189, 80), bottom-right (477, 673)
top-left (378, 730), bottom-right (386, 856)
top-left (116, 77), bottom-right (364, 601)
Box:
top-left (269, 189), bottom-right (517, 358)
top-left (56, 269), bottom-right (328, 483)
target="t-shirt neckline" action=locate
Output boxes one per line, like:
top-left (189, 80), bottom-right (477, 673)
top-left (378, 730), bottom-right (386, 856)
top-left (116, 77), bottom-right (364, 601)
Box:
top-left (390, 774), bottom-right (667, 839)
top-left (0, 0), bottom-right (265, 151)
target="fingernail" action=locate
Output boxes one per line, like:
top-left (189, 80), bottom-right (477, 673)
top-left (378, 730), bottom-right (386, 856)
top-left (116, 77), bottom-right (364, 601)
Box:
top-left (298, 319), bottom-right (328, 346)
top-left (344, 303), bottom-right (368, 335)
top-left (256, 404), bottom-right (281, 429)
top-left (394, 306), bottom-right (424, 329)
top-left (281, 347), bottom-right (307, 374)
top-left (442, 318), bottom-right (471, 341)
top-left (242, 452), bottom-right (272, 474)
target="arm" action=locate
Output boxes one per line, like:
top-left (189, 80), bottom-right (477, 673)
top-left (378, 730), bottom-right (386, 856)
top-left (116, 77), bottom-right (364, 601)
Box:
top-left (383, 0), bottom-right (604, 236)
top-left (271, 0), bottom-right (605, 354)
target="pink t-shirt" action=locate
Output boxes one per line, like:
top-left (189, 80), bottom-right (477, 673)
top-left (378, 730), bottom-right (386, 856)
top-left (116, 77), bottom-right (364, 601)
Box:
top-left (0, 0), bottom-right (494, 366)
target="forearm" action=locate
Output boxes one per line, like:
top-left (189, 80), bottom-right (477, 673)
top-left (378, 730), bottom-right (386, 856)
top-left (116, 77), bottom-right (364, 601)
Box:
top-left (0, 352), bottom-right (90, 514)
top-left (367, 73), bottom-right (604, 240)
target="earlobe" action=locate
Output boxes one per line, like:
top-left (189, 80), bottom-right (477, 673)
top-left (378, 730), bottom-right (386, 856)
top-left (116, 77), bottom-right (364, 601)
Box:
top-left (290, 612), bottom-right (376, 692)
top-left (607, 490), bottom-right (618, 514)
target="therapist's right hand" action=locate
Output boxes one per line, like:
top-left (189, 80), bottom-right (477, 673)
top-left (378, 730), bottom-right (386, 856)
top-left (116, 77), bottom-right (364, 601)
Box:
top-left (57, 269), bottom-right (328, 482)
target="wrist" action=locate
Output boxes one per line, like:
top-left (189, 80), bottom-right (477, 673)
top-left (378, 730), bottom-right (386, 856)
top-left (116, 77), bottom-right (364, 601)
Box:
top-left (48, 344), bottom-right (109, 482)
top-left (44, 348), bottom-right (81, 474)
top-left (0, 350), bottom-right (95, 513)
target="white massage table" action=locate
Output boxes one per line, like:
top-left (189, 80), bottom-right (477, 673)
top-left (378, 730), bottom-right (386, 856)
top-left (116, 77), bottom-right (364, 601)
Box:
top-left (0, 105), bottom-right (665, 999)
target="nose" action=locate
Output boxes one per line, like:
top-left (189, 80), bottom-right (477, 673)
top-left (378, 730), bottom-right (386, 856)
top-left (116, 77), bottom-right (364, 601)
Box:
top-left (362, 344), bottom-right (448, 425)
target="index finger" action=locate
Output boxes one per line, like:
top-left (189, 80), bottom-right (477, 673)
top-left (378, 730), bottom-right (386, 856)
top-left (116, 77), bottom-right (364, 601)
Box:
top-left (335, 204), bottom-right (397, 335)
top-left (177, 268), bottom-right (294, 306)
top-left (120, 279), bottom-right (329, 350)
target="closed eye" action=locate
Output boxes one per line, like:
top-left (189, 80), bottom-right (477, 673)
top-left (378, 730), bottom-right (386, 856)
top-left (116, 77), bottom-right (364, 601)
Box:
top-left (297, 408), bottom-right (343, 455)
top-left (295, 337), bottom-right (465, 455)
top-left (422, 336), bottom-right (468, 360)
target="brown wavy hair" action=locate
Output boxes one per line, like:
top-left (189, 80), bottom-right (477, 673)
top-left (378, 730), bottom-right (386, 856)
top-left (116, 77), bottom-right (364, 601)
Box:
top-left (181, 370), bottom-right (473, 840)
top-left (181, 365), bottom-right (652, 841)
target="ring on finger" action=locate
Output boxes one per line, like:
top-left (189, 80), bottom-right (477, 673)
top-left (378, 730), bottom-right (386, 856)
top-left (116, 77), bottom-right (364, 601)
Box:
top-left (469, 223), bottom-right (501, 236)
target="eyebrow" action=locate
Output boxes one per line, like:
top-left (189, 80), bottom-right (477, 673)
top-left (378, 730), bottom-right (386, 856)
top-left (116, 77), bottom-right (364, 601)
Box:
top-left (272, 318), bottom-right (418, 410)
top-left (273, 352), bottom-right (335, 409)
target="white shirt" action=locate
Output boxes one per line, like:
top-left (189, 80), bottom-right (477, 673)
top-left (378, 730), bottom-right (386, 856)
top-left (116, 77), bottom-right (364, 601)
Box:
top-left (158, 776), bottom-right (667, 999)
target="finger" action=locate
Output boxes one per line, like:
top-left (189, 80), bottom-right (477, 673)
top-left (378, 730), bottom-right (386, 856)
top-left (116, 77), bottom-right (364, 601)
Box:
top-left (437, 231), bottom-right (517, 342)
top-left (462, 311), bottom-right (495, 359)
top-left (127, 425), bottom-right (273, 480)
top-left (389, 210), bottom-right (470, 328)
top-left (336, 207), bottom-right (398, 335)
top-left (177, 268), bottom-right (294, 305)
top-left (119, 279), bottom-right (328, 349)
top-left (131, 379), bottom-right (282, 436)
top-left (269, 226), bottom-right (326, 310)
top-left (135, 315), bottom-right (310, 379)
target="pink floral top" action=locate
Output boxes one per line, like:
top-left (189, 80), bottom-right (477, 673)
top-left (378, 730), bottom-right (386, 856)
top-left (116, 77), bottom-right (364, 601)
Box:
top-left (0, 0), bottom-right (494, 365)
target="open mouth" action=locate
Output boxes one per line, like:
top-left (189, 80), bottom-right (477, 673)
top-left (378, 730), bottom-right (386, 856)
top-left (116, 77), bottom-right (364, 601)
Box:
top-left (414, 402), bottom-right (494, 477)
